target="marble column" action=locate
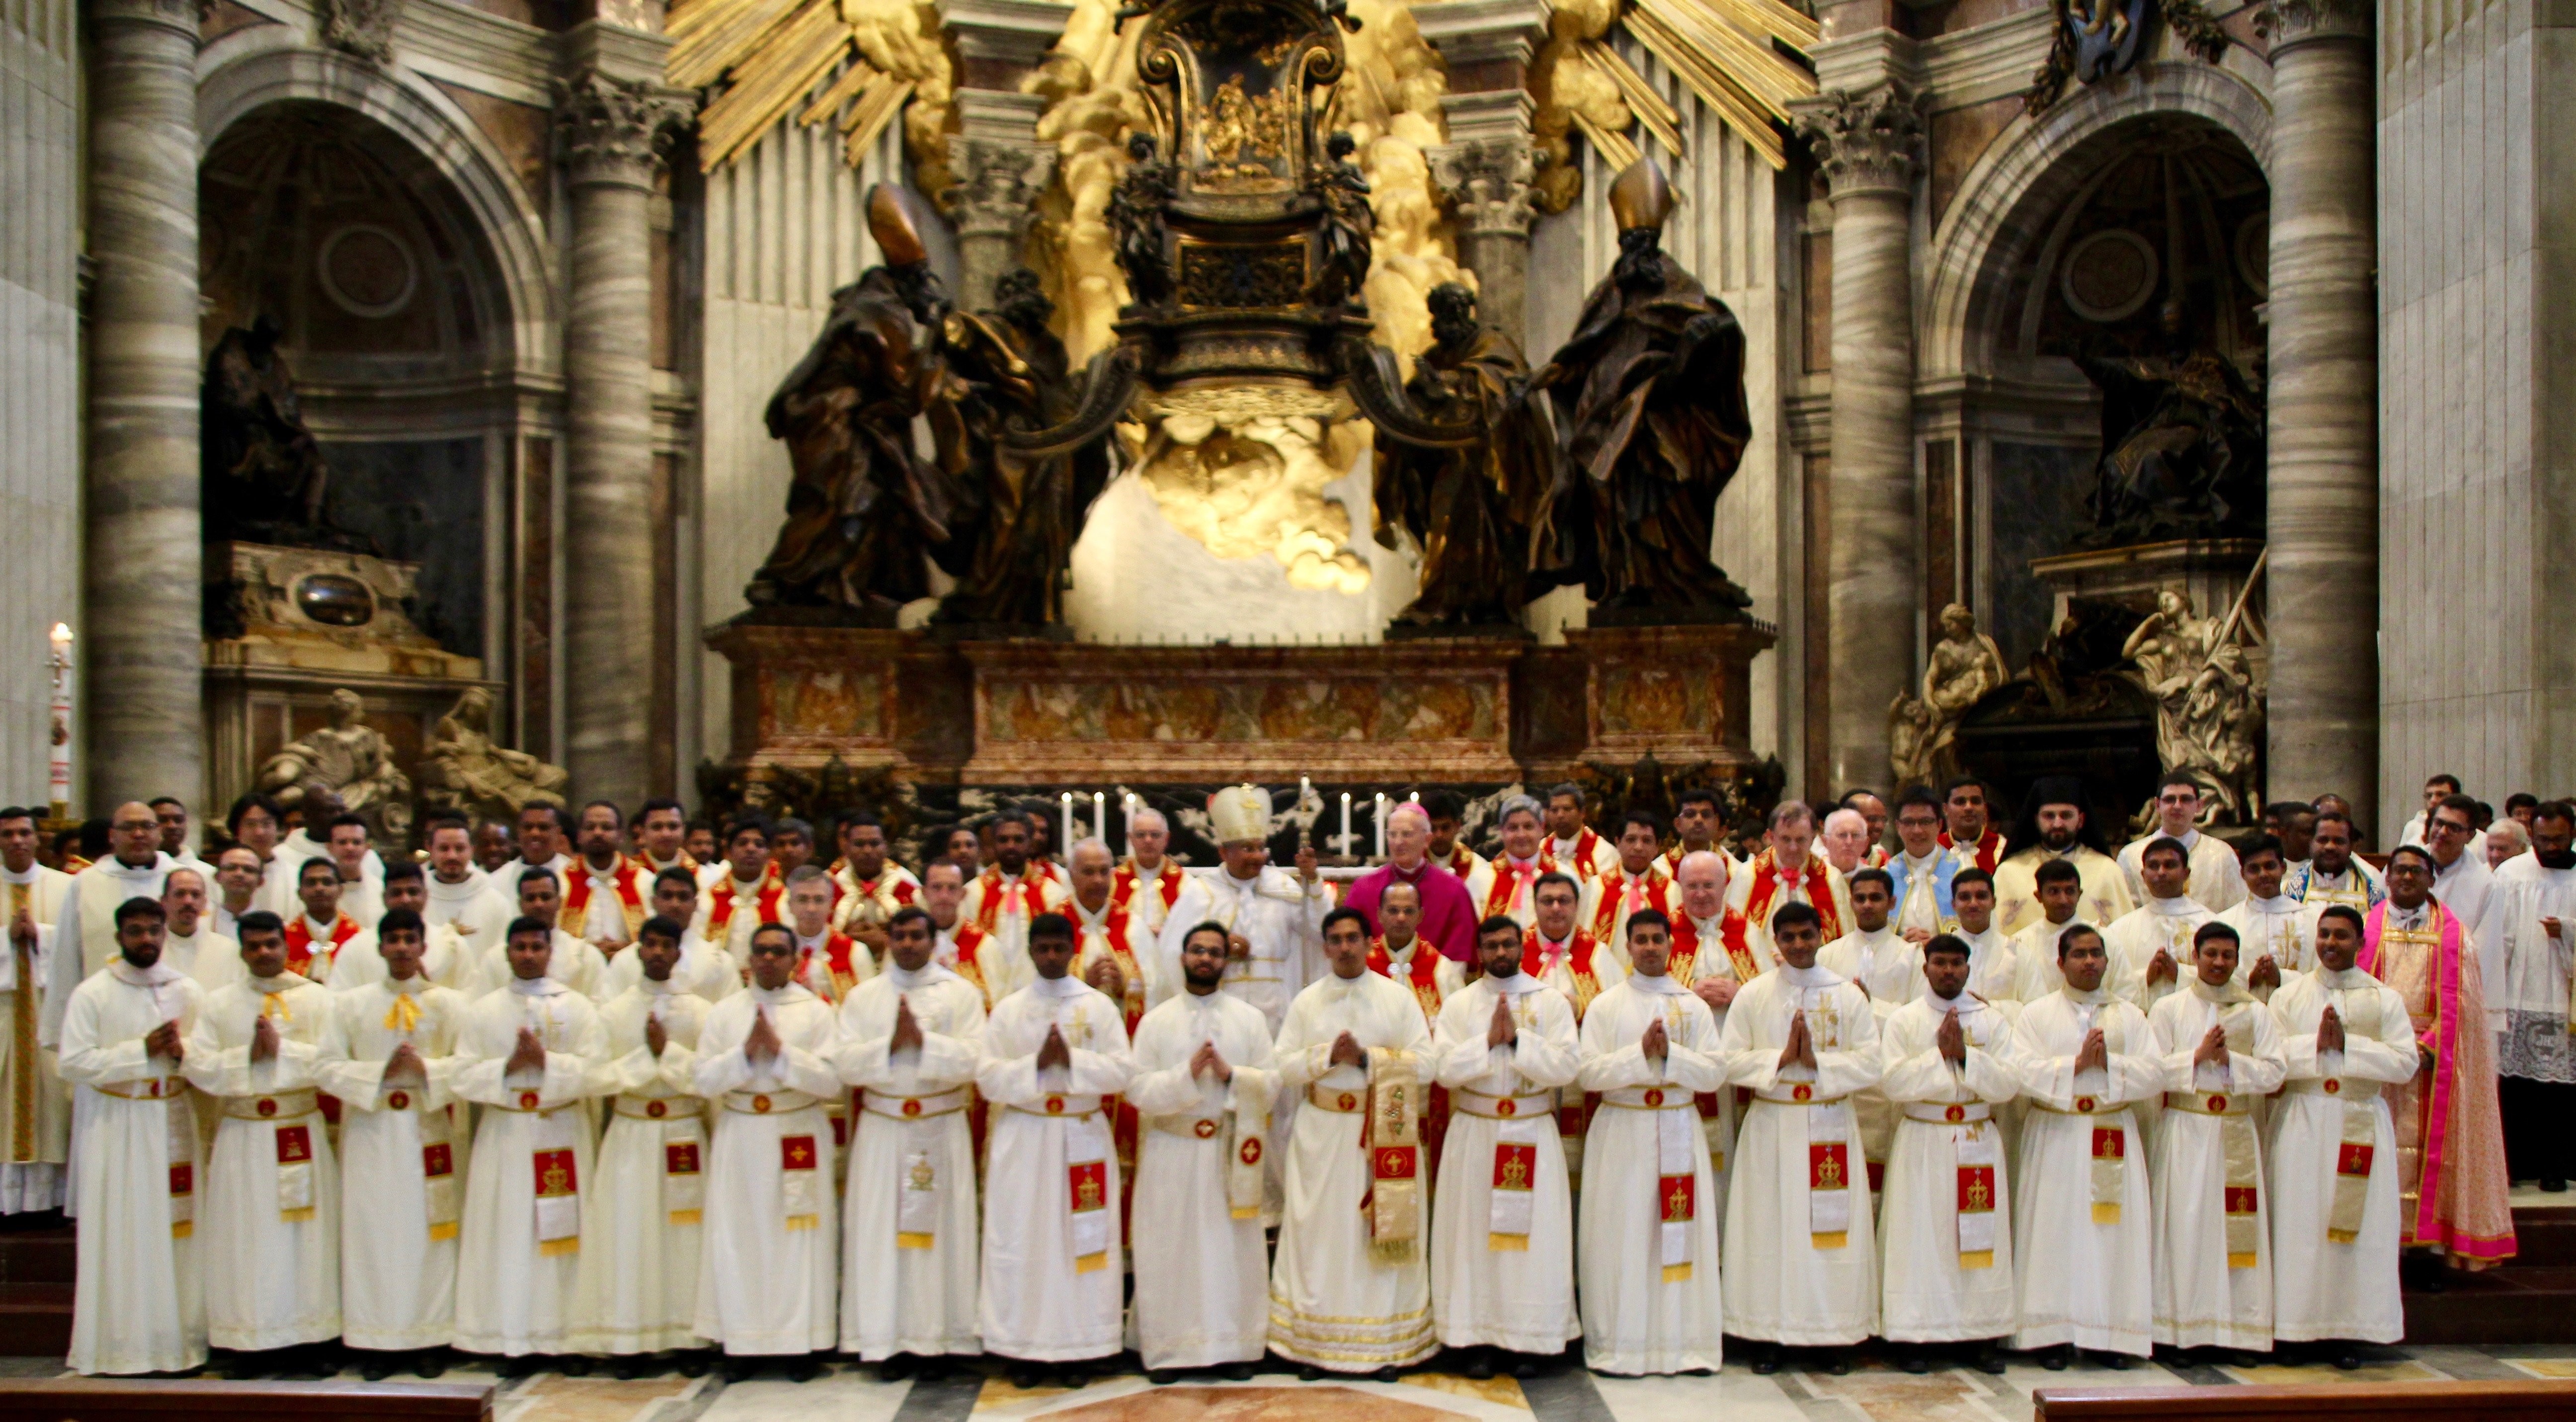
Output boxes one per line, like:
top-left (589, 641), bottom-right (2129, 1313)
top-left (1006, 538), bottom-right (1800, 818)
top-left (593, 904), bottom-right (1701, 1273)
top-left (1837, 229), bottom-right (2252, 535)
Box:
top-left (84, 0), bottom-right (204, 811)
top-left (1797, 84), bottom-right (1922, 796)
top-left (1417, 0), bottom-right (1546, 348)
top-left (937, 0), bottom-right (1069, 309)
top-left (2258, 0), bottom-right (2378, 819)
top-left (558, 64), bottom-right (686, 809)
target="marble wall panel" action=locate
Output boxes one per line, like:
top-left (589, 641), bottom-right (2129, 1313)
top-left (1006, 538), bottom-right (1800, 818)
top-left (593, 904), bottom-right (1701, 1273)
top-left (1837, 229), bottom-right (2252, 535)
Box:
top-left (1986, 440), bottom-right (2094, 670)
top-left (322, 438), bottom-right (488, 658)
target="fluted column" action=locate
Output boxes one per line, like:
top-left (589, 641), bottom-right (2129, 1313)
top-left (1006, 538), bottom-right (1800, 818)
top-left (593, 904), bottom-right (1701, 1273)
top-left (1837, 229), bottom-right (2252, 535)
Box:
top-left (558, 65), bottom-right (686, 808)
top-left (2258, 0), bottom-right (2378, 820)
top-left (85, 0), bottom-right (204, 811)
top-left (937, 0), bottom-right (1068, 309)
top-left (1418, 0), bottom-right (1547, 349)
top-left (1798, 84), bottom-right (1923, 794)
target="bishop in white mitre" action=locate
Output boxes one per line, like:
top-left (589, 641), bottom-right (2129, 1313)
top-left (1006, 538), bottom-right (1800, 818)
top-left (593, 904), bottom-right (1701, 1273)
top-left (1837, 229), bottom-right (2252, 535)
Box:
top-left (1877, 934), bottom-right (2023, 1367)
top-left (452, 920), bottom-right (607, 1366)
top-left (183, 919), bottom-right (345, 1364)
top-left (692, 924), bottom-right (843, 1374)
top-left (1431, 919), bottom-right (1582, 1371)
top-left (2105, 838), bottom-right (2212, 1017)
top-left (321, 910), bottom-right (472, 1375)
top-left (2009, 923), bottom-right (2156, 1365)
top-left (572, 920), bottom-right (713, 1370)
top-left (1196, 786), bottom-right (1330, 1033)
top-left (1719, 901), bottom-right (1881, 1366)
top-left (836, 906), bottom-right (987, 1372)
top-left (1576, 910), bottom-right (1726, 1376)
top-left (58, 898), bottom-right (205, 1375)
top-left (2220, 838), bottom-right (2312, 1002)
top-left (976, 913), bottom-right (1133, 1381)
top-left (2266, 904), bottom-right (2414, 1358)
top-left (2146, 922), bottom-right (2286, 1355)
top-left (1125, 921), bottom-right (1280, 1375)
top-left (1268, 908), bottom-right (1438, 1375)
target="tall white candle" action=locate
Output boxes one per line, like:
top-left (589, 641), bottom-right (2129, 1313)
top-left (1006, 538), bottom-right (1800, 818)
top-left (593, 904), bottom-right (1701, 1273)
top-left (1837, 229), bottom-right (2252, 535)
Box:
top-left (1374, 793), bottom-right (1387, 858)
top-left (1093, 792), bottom-right (1106, 851)
top-left (1340, 792), bottom-right (1352, 857)
top-left (1059, 793), bottom-right (1074, 862)
top-left (46, 624), bottom-right (71, 821)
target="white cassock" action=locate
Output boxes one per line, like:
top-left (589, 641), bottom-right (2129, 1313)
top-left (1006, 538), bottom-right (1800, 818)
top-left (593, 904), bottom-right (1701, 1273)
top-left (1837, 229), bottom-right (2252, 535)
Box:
top-left (976, 975), bottom-right (1132, 1360)
top-left (452, 978), bottom-right (605, 1356)
top-left (691, 981), bottom-right (843, 1355)
top-left (835, 961), bottom-right (987, 1361)
top-left (2219, 895), bottom-right (2314, 1001)
top-left (322, 976), bottom-right (471, 1352)
top-left (184, 973), bottom-right (345, 1351)
top-left (2147, 980), bottom-right (2286, 1351)
top-left (1267, 968), bottom-right (1437, 1372)
top-left (1719, 964), bottom-right (1881, 1346)
top-left (572, 979), bottom-right (712, 1356)
top-left (1876, 993), bottom-right (2022, 1341)
top-left (1953, 927), bottom-right (2022, 1004)
top-left (1124, 987), bottom-right (1280, 1370)
top-left (2009, 987), bottom-right (2156, 1356)
top-left (1194, 868), bottom-right (1330, 1033)
top-left (2120, 832), bottom-right (2245, 913)
top-left (2490, 853), bottom-right (2576, 1078)
top-left (2431, 851), bottom-right (2499, 990)
top-left (956, 867), bottom-right (1068, 1004)
top-left (1575, 975), bottom-right (1725, 1375)
top-left (425, 873), bottom-right (512, 969)
top-left (476, 930), bottom-right (611, 1004)
top-left (2265, 965), bottom-right (2413, 1344)
top-left (1430, 972), bottom-right (1581, 1354)
top-left (2010, 918), bottom-right (2086, 1001)
top-left (1523, 931), bottom-right (1623, 1189)
top-left (602, 931), bottom-right (742, 1005)
top-left (58, 961), bottom-right (205, 1374)
top-left (1995, 847), bottom-right (2137, 937)
top-left (41, 852), bottom-right (176, 1047)
top-left (328, 923), bottom-right (477, 998)
top-left (1821, 926), bottom-right (1923, 1183)
top-left (2104, 897), bottom-right (2212, 1015)
top-left (487, 854), bottom-right (571, 909)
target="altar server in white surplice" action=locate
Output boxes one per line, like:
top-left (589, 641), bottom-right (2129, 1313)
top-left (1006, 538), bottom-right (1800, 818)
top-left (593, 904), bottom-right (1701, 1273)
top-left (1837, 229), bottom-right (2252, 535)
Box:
top-left (572, 917), bottom-right (713, 1371)
top-left (321, 909), bottom-right (472, 1376)
top-left (452, 918), bottom-right (607, 1368)
top-left (184, 912), bottom-right (345, 1367)
top-left (1877, 934), bottom-right (2023, 1370)
top-left (2104, 837), bottom-right (2213, 1017)
top-left (1719, 900), bottom-right (1881, 1369)
top-left (976, 912), bottom-right (1134, 1385)
top-left (835, 906), bottom-right (987, 1373)
top-left (2008, 923), bottom-right (2156, 1366)
top-left (1431, 915), bottom-right (1582, 1374)
top-left (1125, 920), bottom-right (1280, 1376)
top-left (2147, 922), bottom-right (2286, 1355)
top-left (58, 897), bottom-right (207, 1375)
top-left (692, 923), bottom-right (843, 1376)
top-left (1576, 910), bottom-right (1726, 1376)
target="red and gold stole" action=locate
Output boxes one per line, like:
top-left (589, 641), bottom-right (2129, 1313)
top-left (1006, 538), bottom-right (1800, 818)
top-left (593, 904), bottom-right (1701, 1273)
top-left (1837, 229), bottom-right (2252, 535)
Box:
top-left (1590, 864), bottom-right (1674, 940)
top-left (971, 866), bottom-right (1045, 933)
top-left (1113, 860), bottom-right (1186, 921)
top-left (1722, 851), bottom-right (1844, 974)
top-left (282, 915), bottom-right (360, 978)
top-left (1521, 928), bottom-right (1606, 1020)
top-left (1481, 855), bottom-right (1538, 920)
top-left (817, 932), bottom-right (865, 1001)
top-left (1940, 828), bottom-right (2005, 874)
top-left (949, 921), bottom-right (995, 1004)
top-left (705, 863), bottom-right (785, 938)
top-left (565, 861), bottom-right (646, 939)
top-left (1366, 935), bottom-right (1447, 1023)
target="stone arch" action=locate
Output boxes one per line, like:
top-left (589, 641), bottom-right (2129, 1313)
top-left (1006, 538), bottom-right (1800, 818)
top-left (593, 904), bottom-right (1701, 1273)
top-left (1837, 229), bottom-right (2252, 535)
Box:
top-left (1919, 62), bottom-right (2274, 386)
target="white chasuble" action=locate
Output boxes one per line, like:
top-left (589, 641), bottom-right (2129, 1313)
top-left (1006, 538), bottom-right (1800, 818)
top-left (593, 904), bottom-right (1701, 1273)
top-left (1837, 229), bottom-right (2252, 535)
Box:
top-left (1267, 969), bottom-right (1438, 1372)
top-left (59, 963), bottom-right (206, 1375)
top-left (976, 975), bottom-right (1133, 1361)
top-left (571, 980), bottom-right (712, 1356)
top-left (2007, 988), bottom-right (2157, 1356)
top-left (1718, 965), bottom-right (1881, 1346)
top-left (2264, 966), bottom-right (2413, 1343)
top-left (452, 979), bottom-right (605, 1357)
top-left (1575, 976), bottom-right (1726, 1375)
top-left (1429, 973), bottom-right (1581, 1354)
top-left (184, 973), bottom-right (346, 1351)
top-left (834, 963), bottom-right (987, 1361)
top-left (322, 977), bottom-right (471, 1351)
top-left (2146, 979), bottom-right (2287, 1351)
top-left (691, 982), bottom-right (843, 1355)
top-left (1875, 993), bottom-right (2023, 1342)
top-left (1124, 987), bottom-right (1280, 1369)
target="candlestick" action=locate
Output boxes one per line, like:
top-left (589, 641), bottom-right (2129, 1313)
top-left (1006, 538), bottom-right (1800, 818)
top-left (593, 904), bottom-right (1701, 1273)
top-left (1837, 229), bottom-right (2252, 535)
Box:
top-left (1059, 793), bottom-right (1074, 863)
top-left (1340, 792), bottom-right (1352, 858)
top-left (1093, 792), bottom-right (1106, 850)
top-left (1299, 775), bottom-right (1312, 809)
top-left (46, 623), bottom-right (72, 822)
top-left (1374, 793), bottom-right (1387, 858)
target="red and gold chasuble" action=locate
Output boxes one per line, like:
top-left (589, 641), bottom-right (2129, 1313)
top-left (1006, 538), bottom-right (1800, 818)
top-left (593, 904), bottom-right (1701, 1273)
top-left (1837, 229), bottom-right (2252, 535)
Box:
top-left (1482, 856), bottom-right (1541, 920)
top-left (947, 921), bottom-right (997, 1002)
top-left (1722, 851), bottom-right (1843, 976)
top-left (565, 861), bottom-right (646, 939)
top-left (1548, 829), bottom-right (1610, 881)
top-left (705, 864), bottom-right (786, 939)
top-left (1939, 829), bottom-right (2005, 874)
top-left (1590, 864), bottom-right (1677, 941)
top-left (803, 932), bottom-right (865, 1001)
top-left (1112, 861), bottom-right (1187, 927)
top-left (282, 914), bottom-right (360, 978)
top-left (970, 867), bottom-right (1052, 934)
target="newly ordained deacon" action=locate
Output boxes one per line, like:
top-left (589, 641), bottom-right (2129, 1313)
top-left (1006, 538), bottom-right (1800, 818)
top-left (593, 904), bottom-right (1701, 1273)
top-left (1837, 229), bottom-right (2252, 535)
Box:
top-left (2118, 774), bottom-right (2246, 912)
top-left (420, 818), bottom-right (511, 952)
top-left (1199, 786), bottom-right (1329, 1031)
top-left (692, 922), bottom-right (843, 1378)
top-left (573, 917), bottom-right (713, 1375)
top-left (58, 898), bottom-right (206, 1375)
top-left (1719, 901), bottom-right (1881, 1372)
top-left (2266, 906), bottom-right (2414, 1365)
top-left (605, 869), bottom-right (736, 1003)
top-left (322, 908), bottom-right (471, 1379)
top-left (1431, 916), bottom-right (1582, 1376)
top-left (2011, 858), bottom-right (2091, 1000)
top-left (1993, 778), bottom-right (2137, 936)
top-left (977, 912), bottom-right (1133, 1386)
top-left (1125, 921), bottom-right (1280, 1378)
top-left (1723, 802), bottom-right (1853, 974)
top-left (836, 906), bottom-right (987, 1376)
top-left (1946, 871), bottom-right (2021, 1004)
top-left (476, 870), bottom-right (610, 1002)
top-left (1576, 909), bottom-right (1726, 1376)
top-left (2104, 838), bottom-right (2211, 1014)
top-left (2010, 924), bottom-right (2157, 1368)
top-left (42, 803), bottom-right (175, 1047)
top-left (697, 821), bottom-right (788, 960)
top-left (2218, 836), bottom-right (2311, 1002)
top-left (1523, 871), bottom-right (1623, 1182)
top-left (2490, 802), bottom-right (2576, 1188)
top-left (1877, 934), bottom-right (2023, 1373)
top-left (185, 913), bottom-right (345, 1372)
top-left (1268, 907), bottom-right (1438, 1376)
top-left (2146, 922), bottom-right (2286, 1356)
top-left (0, 807), bottom-right (71, 1212)
top-left (957, 811), bottom-right (1068, 987)
top-left (488, 804), bottom-right (573, 904)
top-left (1113, 807), bottom-right (1215, 947)
top-left (1821, 869), bottom-right (1920, 1189)
top-left (452, 917), bottom-right (607, 1371)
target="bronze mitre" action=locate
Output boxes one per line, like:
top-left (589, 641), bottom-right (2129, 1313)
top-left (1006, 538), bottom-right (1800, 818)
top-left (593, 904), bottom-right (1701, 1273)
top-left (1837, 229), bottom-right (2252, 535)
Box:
top-left (867, 182), bottom-right (931, 266)
top-left (1607, 156), bottom-right (1675, 233)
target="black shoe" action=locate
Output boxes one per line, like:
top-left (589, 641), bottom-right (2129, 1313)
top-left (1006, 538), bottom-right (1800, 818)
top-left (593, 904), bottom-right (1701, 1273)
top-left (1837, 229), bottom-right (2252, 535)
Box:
top-left (1824, 1352), bottom-right (1850, 1376)
top-left (2100, 1352), bottom-right (2132, 1371)
top-left (1296, 1365), bottom-right (1323, 1382)
top-left (1975, 1345), bottom-right (2006, 1376)
top-left (497, 1355), bottom-right (537, 1381)
top-left (723, 1356), bottom-right (760, 1383)
top-left (1222, 1363), bottom-right (1255, 1381)
top-left (1374, 1366), bottom-right (1401, 1382)
top-left (359, 1356), bottom-right (396, 1382)
top-left (1147, 1369), bottom-right (1178, 1385)
top-left (1507, 1354), bottom-right (1541, 1380)
top-left (561, 1355), bottom-right (593, 1377)
top-left (1463, 1351), bottom-right (1496, 1381)
top-left (416, 1349), bottom-right (448, 1379)
top-left (1008, 1362), bottom-right (1046, 1390)
top-left (880, 1353), bottom-right (917, 1381)
top-left (1750, 1346), bottom-right (1780, 1375)
top-left (612, 1355), bottom-right (646, 1380)
top-left (785, 1354), bottom-right (822, 1383)
top-left (675, 1351), bottom-right (712, 1379)
top-left (1901, 1351), bottom-right (1931, 1375)
top-left (2547, 1178), bottom-right (2568, 1193)
top-left (2041, 1348), bottom-right (2069, 1372)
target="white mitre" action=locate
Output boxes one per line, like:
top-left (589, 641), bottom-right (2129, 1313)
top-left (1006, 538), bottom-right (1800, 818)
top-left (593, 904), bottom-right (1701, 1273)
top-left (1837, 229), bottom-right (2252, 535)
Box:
top-left (1209, 784), bottom-right (1271, 846)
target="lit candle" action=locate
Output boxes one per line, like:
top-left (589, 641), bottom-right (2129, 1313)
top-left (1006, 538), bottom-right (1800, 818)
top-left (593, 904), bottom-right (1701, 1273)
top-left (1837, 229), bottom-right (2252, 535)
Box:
top-left (1340, 792), bottom-right (1352, 858)
top-left (46, 623), bottom-right (72, 822)
top-left (1093, 792), bottom-right (1106, 849)
top-left (1060, 793), bottom-right (1074, 863)
top-left (1374, 793), bottom-right (1387, 858)
top-left (1299, 776), bottom-right (1312, 808)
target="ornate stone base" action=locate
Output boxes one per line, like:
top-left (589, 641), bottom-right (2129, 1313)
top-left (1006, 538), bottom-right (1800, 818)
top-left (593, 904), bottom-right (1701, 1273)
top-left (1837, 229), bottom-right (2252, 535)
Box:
top-left (1565, 622), bottom-right (1777, 771)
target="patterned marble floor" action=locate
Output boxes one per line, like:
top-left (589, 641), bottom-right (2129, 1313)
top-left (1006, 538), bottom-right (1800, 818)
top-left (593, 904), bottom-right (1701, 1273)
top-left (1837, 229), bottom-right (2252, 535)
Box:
top-left (16, 1343), bottom-right (2570, 1422)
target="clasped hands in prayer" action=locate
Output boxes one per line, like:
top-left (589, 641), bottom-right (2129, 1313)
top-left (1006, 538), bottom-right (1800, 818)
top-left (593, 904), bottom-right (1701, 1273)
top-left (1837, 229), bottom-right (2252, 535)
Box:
top-left (144, 1019), bottom-right (184, 1065)
top-left (1774, 1011), bottom-right (1817, 1072)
